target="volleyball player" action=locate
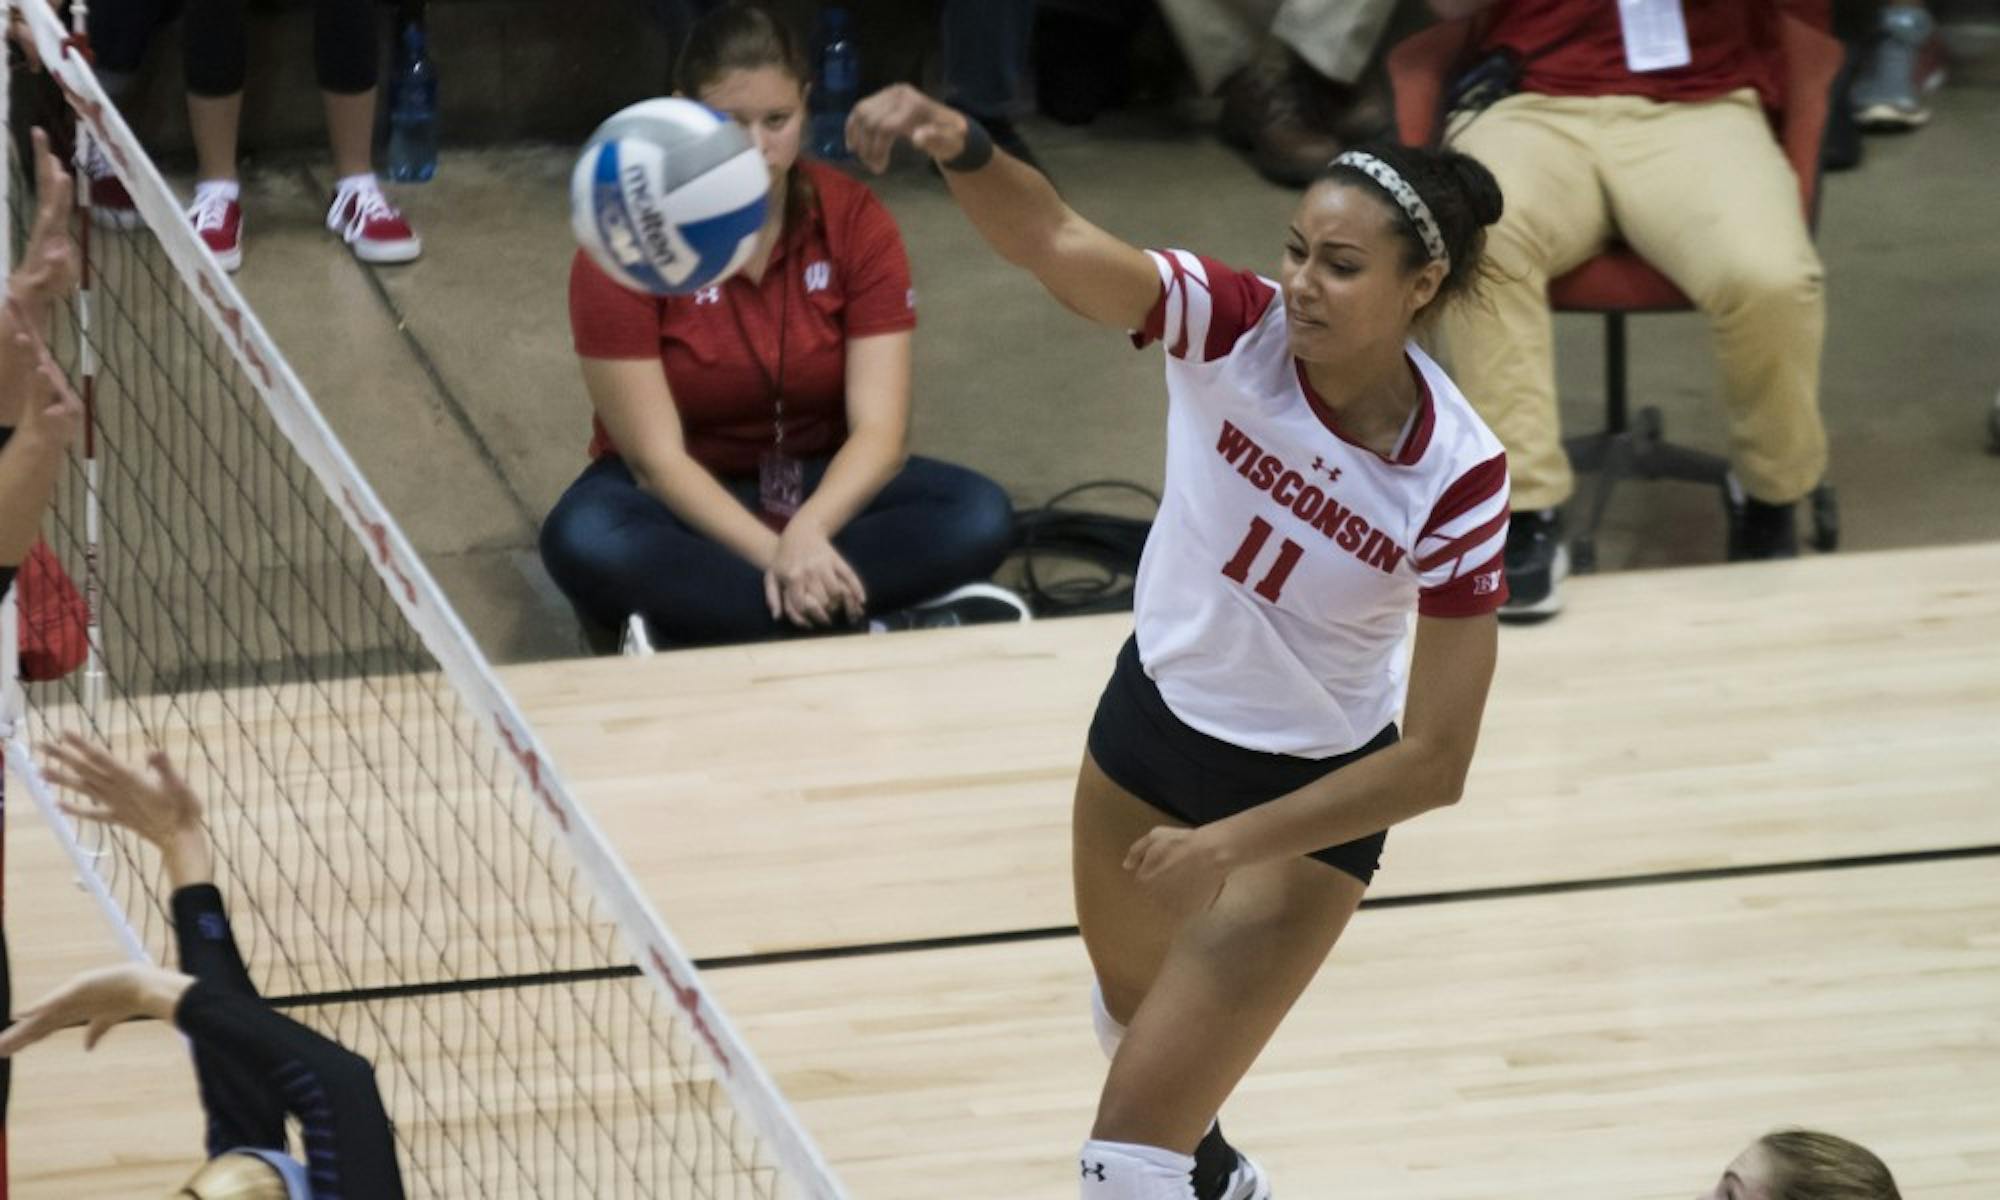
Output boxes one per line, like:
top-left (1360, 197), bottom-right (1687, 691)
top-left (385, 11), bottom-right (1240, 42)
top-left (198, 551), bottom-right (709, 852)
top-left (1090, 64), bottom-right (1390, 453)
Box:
top-left (0, 735), bottom-right (405, 1199)
top-left (848, 89), bottom-right (1510, 1198)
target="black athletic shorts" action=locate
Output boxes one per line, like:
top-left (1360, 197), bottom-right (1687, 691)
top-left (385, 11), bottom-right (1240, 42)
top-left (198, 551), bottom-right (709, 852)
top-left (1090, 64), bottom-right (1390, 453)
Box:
top-left (1085, 635), bottom-right (1399, 885)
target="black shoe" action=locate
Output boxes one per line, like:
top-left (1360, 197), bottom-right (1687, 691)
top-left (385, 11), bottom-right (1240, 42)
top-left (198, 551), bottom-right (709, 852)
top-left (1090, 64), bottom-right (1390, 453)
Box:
top-left (867, 583), bottom-right (1032, 632)
top-left (1730, 497), bottom-right (1800, 561)
top-left (1498, 508), bottom-right (1566, 624)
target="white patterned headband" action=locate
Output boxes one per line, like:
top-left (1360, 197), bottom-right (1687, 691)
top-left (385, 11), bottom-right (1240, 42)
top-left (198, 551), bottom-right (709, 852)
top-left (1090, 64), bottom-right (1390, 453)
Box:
top-left (1330, 151), bottom-right (1449, 272)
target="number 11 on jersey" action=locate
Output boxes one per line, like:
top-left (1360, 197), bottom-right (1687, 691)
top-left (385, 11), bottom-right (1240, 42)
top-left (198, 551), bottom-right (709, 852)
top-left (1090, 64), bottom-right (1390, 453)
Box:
top-left (1221, 516), bottom-right (1304, 602)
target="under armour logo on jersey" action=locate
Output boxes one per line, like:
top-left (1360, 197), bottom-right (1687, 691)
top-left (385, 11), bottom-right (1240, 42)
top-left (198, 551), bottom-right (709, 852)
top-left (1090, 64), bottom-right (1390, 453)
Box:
top-left (1081, 1161), bottom-right (1107, 1182)
top-left (1472, 569), bottom-right (1502, 595)
top-left (905, 286), bottom-right (917, 311)
top-left (803, 260), bottom-right (831, 292)
top-left (1311, 455), bottom-right (1343, 483)
top-left (694, 286), bottom-right (722, 305)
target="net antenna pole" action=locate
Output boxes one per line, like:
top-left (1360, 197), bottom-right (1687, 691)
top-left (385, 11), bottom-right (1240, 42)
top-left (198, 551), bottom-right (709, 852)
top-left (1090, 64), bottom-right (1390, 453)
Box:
top-left (66, 0), bottom-right (105, 744)
top-left (1, 10), bottom-right (17, 1195)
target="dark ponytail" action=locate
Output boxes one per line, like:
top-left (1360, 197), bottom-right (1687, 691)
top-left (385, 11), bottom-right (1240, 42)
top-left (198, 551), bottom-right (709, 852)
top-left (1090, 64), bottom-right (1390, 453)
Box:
top-left (675, 2), bottom-right (816, 229)
top-left (1319, 141), bottom-right (1504, 312)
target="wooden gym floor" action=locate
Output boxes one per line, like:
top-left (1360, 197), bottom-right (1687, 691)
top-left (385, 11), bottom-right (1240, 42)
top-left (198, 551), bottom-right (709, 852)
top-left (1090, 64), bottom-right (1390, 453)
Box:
top-left (6, 543), bottom-right (1998, 1197)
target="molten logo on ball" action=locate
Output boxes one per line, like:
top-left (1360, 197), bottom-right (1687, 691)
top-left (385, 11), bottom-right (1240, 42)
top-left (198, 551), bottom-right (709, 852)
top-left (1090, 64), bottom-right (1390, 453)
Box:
top-left (571, 97), bottom-right (770, 296)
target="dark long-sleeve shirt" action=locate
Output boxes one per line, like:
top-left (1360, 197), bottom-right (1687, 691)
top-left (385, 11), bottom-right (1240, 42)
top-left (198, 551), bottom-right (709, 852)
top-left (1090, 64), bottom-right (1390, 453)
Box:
top-left (171, 885), bottom-right (405, 1199)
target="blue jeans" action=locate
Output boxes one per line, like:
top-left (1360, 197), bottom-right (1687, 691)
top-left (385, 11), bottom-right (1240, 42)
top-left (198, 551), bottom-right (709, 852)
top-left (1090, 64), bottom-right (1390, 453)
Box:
top-left (540, 454), bottom-right (1016, 646)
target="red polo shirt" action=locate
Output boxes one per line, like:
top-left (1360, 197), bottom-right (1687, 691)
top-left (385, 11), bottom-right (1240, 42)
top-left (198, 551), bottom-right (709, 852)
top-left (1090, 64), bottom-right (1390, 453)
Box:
top-left (569, 159), bottom-right (917, 477)
top-left (1481, 0), bottom-right (1783, 110)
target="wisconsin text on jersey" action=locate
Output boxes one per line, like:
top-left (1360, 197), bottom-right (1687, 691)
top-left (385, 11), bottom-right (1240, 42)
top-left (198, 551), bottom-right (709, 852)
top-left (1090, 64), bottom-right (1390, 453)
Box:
top-left (1214, 419), bottom-right (1408, 574)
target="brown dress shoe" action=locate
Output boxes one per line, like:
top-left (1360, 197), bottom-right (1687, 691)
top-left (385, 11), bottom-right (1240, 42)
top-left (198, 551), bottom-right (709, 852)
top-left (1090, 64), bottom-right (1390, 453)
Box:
top-left (1217, 42), bottom-right (1346, 188)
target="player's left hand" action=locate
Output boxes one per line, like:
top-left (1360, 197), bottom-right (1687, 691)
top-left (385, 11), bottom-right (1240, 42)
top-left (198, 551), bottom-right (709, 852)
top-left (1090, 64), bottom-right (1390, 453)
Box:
top-left (0, 963), bottom-right (194, 1057)
top-left (43, 733), bottom-right (214, 886)
top-left (1123, 825), bottom-right (1234, 909)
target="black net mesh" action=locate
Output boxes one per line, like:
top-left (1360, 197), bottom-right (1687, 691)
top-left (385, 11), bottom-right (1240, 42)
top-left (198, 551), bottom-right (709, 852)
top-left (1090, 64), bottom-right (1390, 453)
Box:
top-left (4, 92), bottom-right (794, 1199)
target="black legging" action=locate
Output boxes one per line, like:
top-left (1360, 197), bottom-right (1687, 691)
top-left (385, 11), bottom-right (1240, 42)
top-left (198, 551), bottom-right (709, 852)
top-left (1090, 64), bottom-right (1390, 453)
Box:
top-left (541, 453), bottom-right (1017, 646)
top-left (88, 0), bottom-right (377, 97)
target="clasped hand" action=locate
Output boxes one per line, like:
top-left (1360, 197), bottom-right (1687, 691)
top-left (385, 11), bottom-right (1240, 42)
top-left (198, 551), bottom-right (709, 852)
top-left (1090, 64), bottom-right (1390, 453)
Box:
top-left (763, 519), bottom-right (866, 629)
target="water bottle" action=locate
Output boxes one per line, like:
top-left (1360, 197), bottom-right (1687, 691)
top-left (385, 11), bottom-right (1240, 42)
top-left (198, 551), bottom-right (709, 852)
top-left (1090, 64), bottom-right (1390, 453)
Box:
top-left (810, 7), bottom-right (858, 161)
top-left (388, 22), bottom-right (439, 182)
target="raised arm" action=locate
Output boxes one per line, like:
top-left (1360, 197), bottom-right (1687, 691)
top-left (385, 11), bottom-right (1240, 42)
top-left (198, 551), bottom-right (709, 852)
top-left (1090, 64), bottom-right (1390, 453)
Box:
top-left (0, 129), bottom-right (84, 581)
top-left (846, 85), bottom-right (1161, 332)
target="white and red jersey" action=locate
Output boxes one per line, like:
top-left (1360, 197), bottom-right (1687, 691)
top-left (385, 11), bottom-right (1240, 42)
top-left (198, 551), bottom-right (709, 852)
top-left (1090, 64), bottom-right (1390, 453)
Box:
top-left (1129, 249), bottom-right (1510, 758)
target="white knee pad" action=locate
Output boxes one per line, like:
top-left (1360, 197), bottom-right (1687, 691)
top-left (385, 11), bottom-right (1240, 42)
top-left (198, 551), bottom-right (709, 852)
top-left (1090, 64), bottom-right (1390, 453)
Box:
top-left (1079, 1139), bottom-right (1196, 1199)
top-left (1090, 981), bottom-right (1128, 1061)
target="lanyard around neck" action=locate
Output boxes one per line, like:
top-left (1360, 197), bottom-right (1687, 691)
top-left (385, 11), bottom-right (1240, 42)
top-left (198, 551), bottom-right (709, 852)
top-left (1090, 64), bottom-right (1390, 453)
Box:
top-left (721, 244), bottom-right (793, 451)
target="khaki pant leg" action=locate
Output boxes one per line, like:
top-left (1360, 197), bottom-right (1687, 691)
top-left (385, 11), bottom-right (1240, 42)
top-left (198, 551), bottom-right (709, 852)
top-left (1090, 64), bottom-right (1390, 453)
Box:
top-left (1434, 95), bottom-right (1616, 511)
top-left (1154, 0), bottom-right (1279, 95)
top-left (1272, 0), bottom-right (1400, 84)
top-left (1599, 91), bottom-right (1828, 504)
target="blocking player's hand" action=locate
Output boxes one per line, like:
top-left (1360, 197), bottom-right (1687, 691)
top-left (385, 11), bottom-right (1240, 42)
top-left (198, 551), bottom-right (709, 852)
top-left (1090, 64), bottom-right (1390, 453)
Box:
top-left (763, 520), bottom-right (866, 628)
top-left (1123, 825), bottom-right (1232, 913)
top-left (9, 128), bottom-right (80, 312)
top-left (845, 84), bottom-right (969, 175)
top-left (0, 963), bottom-right (195, 1056)
top-left (44, 733), bottom-right (214, 886)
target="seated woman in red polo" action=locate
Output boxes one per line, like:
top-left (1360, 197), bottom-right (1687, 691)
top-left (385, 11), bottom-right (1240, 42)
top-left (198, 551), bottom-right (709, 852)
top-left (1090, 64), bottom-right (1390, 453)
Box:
top-left (543, 2), bottom-right (1020, 648)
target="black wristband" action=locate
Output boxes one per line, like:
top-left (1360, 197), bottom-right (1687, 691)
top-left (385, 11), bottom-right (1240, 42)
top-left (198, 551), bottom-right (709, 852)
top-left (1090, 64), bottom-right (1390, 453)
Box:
top-left (940, 118), bottom-right (995, 173)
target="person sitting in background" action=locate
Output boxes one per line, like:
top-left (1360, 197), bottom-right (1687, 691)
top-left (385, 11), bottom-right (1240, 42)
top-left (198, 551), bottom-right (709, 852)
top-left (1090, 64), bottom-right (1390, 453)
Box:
top-left (541, 2), bottom-right (1020, 650)
top-left (1428, 0), bottom-right (1828, 621)
top-left (83, 0), bottom-right (421, 268)
top-left (939, 0), bottom-right (1042, 171)
top-left (1155, 0), bottom-right (1398, 186)
top-left (1700, 1128), bottom-right (1902, 1200)
top-left (0, 734), bottom-right (406, 1199)
top-left (1849, 0), bottom-right (1945, 129)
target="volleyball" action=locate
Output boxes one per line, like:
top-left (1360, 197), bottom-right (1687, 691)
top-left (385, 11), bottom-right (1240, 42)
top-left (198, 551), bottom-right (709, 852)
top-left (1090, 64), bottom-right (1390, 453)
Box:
top-left (570, 98), bottom-right (771, 296)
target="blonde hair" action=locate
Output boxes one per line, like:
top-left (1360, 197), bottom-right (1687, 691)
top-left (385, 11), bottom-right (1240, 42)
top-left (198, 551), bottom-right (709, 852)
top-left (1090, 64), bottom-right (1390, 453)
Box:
top-left (174, 1153), bottom-right (288, 1200)
top-left (1760, 1129), bottom-right (1902, 1200)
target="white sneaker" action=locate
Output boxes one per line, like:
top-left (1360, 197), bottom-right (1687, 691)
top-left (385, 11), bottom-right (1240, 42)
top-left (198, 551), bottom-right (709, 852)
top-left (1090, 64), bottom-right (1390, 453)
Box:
top-left (326, 177), bottom-right (422, 264)
top-left (867, 582), bottom-right (1032, 633)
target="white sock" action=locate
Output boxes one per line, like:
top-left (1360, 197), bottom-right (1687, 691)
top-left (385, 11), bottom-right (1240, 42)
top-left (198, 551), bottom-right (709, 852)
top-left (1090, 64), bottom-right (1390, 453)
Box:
top-left (334, 172), bottom-right (378, 196)
top-left (1079, 1140), bottom-right (1196, 1199)
top-left (1091, 982), bottom-right (1127, 1061)
top-left (193, 179), bottom-right (240, 204)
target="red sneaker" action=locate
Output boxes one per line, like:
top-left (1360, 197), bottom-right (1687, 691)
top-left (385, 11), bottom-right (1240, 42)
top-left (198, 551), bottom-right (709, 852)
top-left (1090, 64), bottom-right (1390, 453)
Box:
top-left (87, 171), bottom-right (141, 231)
top-left (326, 179), bottom-right (422, 264)
top-left (187, 189), bottom-right (243, 273)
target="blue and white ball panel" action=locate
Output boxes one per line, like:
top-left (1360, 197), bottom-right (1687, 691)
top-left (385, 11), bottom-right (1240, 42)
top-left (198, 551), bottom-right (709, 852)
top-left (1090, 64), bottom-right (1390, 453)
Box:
top-left (570, 98), bottom-right (770, 296)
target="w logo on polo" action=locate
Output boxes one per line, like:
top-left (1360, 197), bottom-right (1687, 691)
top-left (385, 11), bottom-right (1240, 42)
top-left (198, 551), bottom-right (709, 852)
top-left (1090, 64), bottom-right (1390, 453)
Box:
top-left (1081, 1160), bottom-right (1107, 1182)
top-left (803, 260), bottom-right (832, 292)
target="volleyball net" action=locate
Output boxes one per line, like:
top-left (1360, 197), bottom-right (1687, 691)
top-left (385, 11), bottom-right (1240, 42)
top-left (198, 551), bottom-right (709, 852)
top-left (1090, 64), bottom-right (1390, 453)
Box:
top-left (0, 3), bottom-right (843, 1196)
